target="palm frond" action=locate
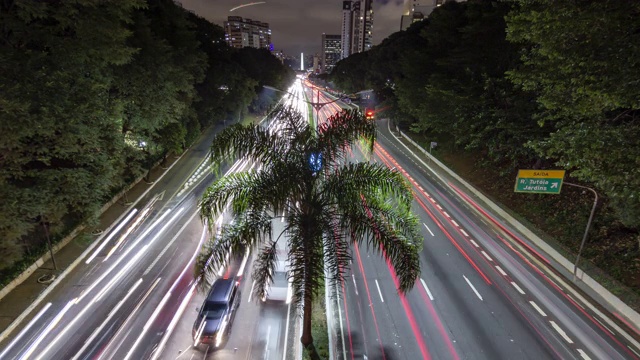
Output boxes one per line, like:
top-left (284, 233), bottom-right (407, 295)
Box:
top-left (317, 109), bottom-right (376, 164)
top-left (337, 192), bottom-right (422, 293)
top-left (251, 241), bottom-right (278, 301)
top-left (194, 209), bottom-right (273, 291)
top-left (324, 162), bottom-right (414, 213)
top-left (209, 122), bottom-right (288, 171)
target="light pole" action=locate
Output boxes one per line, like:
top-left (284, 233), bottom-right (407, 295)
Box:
top-left (565, 182), bottom-right (599, 281)
top-left (263, 85), bottom-right (371, 127)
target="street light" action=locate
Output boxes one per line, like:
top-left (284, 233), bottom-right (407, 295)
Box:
top-left (565, 182), bottom-right (599, 281)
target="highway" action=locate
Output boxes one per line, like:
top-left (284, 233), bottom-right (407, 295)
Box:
top-left (308, 86), bottom-right (640, 360)
top-left (0, 81), bottom-right (309, 360)
top-left (2, 79), bottom-right (639, 360)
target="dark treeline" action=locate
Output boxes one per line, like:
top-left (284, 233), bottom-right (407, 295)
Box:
top-left (330, 0), bottom-right (639, 292)
top-left (0, 0), bottom-right (294, 277)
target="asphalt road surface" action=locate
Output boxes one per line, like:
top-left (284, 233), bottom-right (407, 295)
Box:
top-left (310, 92), bottom-right (640, 360)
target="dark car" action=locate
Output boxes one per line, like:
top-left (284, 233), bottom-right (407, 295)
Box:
top-left (192, 278), bottom-right (241, 349)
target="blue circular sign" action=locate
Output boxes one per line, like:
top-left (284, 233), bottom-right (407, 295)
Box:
top-left (309, 152), bottom-right (323, 173)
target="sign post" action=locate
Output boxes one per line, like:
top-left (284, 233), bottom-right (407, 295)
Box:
top-left (514, 170), bottom-right (565, 194)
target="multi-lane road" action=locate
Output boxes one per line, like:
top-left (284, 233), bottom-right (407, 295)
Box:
top-left (1, 79), bottom-right (640, 360)
top-left (0, 82), bottom-right (309, 360)
top-left (309, 88), bottom-right (640, 360)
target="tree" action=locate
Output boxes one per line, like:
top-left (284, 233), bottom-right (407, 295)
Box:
top-left (0, 0), bottom-right (142, 253)
top-left (196, 104), bottom-right (422, 359)
top-left (506, 0), bottom-right (640, 226)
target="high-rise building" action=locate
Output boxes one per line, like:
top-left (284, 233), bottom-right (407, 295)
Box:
top-left (341, 1), bottom-right (353, 59)
top-left (223, 16), bottom-right (272, 49)
top-left (341, 0), bottom-right (373, 59)
top-left (400, 0), bottom-right (452, 30)
top-left (321, 34), bottom-right (342, 73)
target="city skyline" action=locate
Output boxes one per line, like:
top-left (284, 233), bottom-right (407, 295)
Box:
top-left (177, 0), bottom-right (406, 55)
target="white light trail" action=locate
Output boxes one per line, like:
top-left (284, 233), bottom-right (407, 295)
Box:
top-left (20, 299), bottom-right (75, 360)
top-left (0, 303), bottom-right (52, 359)
top-left (67, 279), bottom-right (143, 360)
top-left (86, 209), bottom-right (139, 264)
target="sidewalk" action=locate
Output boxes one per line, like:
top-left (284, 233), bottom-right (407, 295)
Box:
top-left (0, 128), bottom-right (210, 343)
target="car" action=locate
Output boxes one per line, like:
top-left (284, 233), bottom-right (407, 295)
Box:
top-left (262, 260), bottom-right (292, 303)
top-left (192, 278), bottom-right (241, 348)
top-left (365, 108), bottom-right (374, 120)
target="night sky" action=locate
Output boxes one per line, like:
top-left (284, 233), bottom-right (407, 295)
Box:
top-left (178, 0), bottom-right (406, 56)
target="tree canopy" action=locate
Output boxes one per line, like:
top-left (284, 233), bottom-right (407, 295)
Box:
top-left (0, 0), bottom-right (293, 275)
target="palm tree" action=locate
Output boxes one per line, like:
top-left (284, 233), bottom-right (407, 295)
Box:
top-left (196, 103), bottom-right (422, 359)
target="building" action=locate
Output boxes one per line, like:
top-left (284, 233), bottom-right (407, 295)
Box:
top-left (341, 0), bottom-right (373, 59)
top-left (321, 34), bottom-right (342, 73)
top-left (401, 0), bottom-right (459, 30)
top-left (341, 1), bottom-right (353, 59)
top-left (223, 16), bottom-right (272, 49)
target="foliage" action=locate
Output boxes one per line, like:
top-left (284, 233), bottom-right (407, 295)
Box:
top-left (197, 104), bottom-right (422, 358)
top-left (506, 0), bottom-right (640, 226)
top-left (0, 0), bottom-right (293, 277)
top-left (329, 0), bottom-right (639, 293)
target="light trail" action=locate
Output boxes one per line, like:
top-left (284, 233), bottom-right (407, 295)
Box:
top-left (230, 1), bottom-right (266, 12)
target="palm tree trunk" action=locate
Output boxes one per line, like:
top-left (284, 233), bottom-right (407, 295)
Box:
top-left (301, 275), bottom-right (322, 360)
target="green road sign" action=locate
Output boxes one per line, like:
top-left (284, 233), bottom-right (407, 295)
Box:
top-left (514, 170), bottom-right (566, 194)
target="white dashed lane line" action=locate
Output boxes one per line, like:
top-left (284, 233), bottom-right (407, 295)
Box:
top-left (352, 274), bottom-right (359, 296)
top-left (374, 279), bottom-right (384, 303)
top-left (451, 220), bottom-right (459, 227)
top-left (463, 275), bottom-right (483, 301)
top-left (495, 266), bottom-right (507, 277)
top-left (470, 240), bottom-right (480, 248)
top-left (511, 282), bottom-right (526, 295)
top-left (481, 251), bottom-right (493, 262)
top-left (529, 301), bottom-right (547, 317)
top-left (550, 321), bottom-right (574, 344)
top-left (460, 229), bottom-right (469, 237)
top-left (577, 349), bottom-right (592, 360)
top-left (420, 278), bottom-right (434, 301)
top-left (423, 223), bottom-right (435, 236)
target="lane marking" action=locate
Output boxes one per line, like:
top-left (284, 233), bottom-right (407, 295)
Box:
top-left (248, 280), bottom-right (256, 302)
top-left (511, 282), bottom-right (526, 295)
top-left (443, 212), bottom-right (450, 218)
top-left (495, 266), bottom-right (507, 276)
top-left (463, 275), bottom-right (483, 301)
top-left (481, 251), bottom-right (493, 262)
top-left (565, 293), bottom-right (585, 310)
top-left (460, 229), bottom-right (469, 237)
top-left (628, 346), bottom-right (640, 358)
top-left (577, 349), bottom-right (591, 360)
top-left (282, 302), bottom-right (292, 360)
top-left (593, 317), bottom-right (615, 335)
top-left (423, 223), bottom-right (435, 236)
top-left (451, 220), bottom-right (459, 227)
top-left (529, 301), bottom-right (547, 317)
top-left (264, 325), bottom-right (272, 359)
top-left (374, 279), bottom-right (384, 303)
top-left (550, 321), bottom-right (574, 344)
top-left (352, 274), bottom-right (359, 296)
top-left (470, 240), bottom-right (479, 248)
top-left (420, 278), bottom-right (434, 301)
